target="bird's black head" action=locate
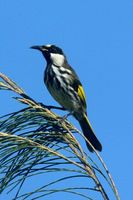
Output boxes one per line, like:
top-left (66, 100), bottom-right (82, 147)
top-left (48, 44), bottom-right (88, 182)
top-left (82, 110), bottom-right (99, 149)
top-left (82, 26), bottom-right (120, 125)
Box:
top-left (31, 44), bottom-right (65, 64)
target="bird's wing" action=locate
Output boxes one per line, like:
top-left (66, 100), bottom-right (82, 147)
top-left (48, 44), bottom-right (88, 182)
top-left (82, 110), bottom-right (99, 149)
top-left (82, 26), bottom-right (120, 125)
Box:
top-left (72, 78), bottom-right (87, 109)
top-left (63, 62), bottom-right (87, 109)
top-left (77, 84), bottom-right (86, 107)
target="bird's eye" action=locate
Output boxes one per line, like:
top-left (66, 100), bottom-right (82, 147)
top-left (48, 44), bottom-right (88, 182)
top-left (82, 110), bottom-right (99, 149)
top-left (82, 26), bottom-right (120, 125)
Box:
top-left (51, 46), bottom-right (57, 53)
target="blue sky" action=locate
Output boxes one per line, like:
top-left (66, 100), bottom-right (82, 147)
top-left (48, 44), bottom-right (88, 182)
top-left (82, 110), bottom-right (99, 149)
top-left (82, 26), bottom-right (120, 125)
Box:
top-left (0, 0), bottom-right (133, 199)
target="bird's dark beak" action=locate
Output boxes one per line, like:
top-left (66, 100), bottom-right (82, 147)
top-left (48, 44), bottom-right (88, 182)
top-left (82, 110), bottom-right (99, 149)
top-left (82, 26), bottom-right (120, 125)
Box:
top-left (30, 45), bottom-right (48, 52)
top-left (30, 45), bottom-right (42, 51)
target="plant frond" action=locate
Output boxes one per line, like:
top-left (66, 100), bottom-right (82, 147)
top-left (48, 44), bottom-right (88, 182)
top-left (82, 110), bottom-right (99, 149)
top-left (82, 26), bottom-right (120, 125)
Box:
top-left (0, 73), bottom-right (120, 200)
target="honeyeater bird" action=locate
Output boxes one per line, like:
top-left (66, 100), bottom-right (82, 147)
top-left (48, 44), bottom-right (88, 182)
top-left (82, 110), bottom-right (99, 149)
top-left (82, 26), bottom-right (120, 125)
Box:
top-left (31, 44), bottom-right (102, 152)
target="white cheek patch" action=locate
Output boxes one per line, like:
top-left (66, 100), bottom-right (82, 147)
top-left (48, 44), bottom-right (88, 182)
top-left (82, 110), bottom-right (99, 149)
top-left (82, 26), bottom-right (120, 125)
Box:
top-left (50, 53), bottom-right (65, 66)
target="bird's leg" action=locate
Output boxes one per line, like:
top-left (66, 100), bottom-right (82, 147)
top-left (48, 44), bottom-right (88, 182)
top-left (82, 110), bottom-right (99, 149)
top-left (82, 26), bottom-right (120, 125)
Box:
top-left (39, 103), bottom-right (66, 110)
top-left (49, 106), bottom-right (66, 110)
top-left (39, 102), bottom-right (73, 123)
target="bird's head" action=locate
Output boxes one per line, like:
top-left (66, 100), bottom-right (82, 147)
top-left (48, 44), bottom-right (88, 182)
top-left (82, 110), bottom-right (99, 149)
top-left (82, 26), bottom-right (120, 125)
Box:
top-left (31, 44), bottom-right (65, 66)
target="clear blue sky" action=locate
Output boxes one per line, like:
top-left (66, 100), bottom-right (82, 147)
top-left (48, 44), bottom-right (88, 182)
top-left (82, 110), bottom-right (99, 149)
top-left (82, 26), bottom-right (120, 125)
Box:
top-left (0, 0), bottom-right (133, 199)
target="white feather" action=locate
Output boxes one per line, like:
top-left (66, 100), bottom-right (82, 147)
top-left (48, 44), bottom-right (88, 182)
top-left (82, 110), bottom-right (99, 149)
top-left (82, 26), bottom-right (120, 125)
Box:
top-left (52, 65), bottom-right (66, 87)
top-left (52, 65), bottom-right (61, 76)
top-left (50, 53), bottom-right (65, 66)
top-left (45, 44), bottom-right (52, 47)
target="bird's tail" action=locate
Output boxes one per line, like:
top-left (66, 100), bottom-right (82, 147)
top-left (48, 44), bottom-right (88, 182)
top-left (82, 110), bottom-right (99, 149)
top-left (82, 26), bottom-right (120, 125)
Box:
top-left (78, 114), bottom-right (102, 152)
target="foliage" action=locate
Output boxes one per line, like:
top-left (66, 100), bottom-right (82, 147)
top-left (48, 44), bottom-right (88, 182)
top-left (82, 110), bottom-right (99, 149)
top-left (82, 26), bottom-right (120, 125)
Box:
top-left (0, 73), bottom-right (120, 200)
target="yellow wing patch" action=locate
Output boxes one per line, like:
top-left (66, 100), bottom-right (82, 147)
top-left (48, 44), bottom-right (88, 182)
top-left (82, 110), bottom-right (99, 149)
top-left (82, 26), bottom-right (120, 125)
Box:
top-left (78, 85), bottom-right (86, 108)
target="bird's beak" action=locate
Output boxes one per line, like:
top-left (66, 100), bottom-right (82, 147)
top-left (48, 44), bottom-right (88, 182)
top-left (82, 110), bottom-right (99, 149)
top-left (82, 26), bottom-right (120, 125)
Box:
top-left (30, 45), bottom-right (48, 52)
top-left (30, 45), bottom-right (42, 51)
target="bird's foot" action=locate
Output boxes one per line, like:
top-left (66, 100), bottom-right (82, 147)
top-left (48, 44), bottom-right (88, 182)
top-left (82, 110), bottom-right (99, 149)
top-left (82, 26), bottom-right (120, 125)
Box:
top-left (57, 112), bottom-right (73, 124)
